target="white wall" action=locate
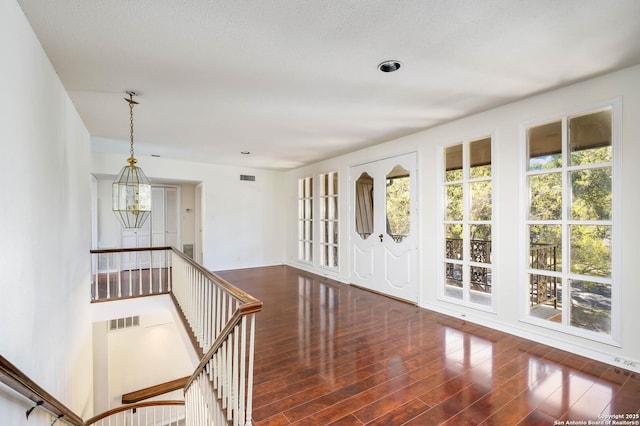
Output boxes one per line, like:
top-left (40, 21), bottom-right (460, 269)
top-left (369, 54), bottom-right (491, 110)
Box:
top-left (90, 295), bottom-right (200, 413)
top-left (0, 0), bottom-right (94, 423)
top-left (105, 310), bottom-right (195, 410)
top-left (91, 153), bottom-right (286, 271)
top-left (284, 65), bottom-right (640, 373)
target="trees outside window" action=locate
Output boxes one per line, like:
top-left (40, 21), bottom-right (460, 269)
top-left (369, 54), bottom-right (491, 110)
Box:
top-left (442, 137), bottom-right (493, 308)
top-left (525, 105), bottom-right (616, 339)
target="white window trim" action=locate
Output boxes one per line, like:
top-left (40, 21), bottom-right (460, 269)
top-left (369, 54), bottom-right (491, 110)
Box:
top-left (438, 134), bottom-right (497, 313)
top-left (297, 176), bottom-right (313, 264)
top-left (518, 98), bottom-right (622, 347)
top-left (318, 170), bottom-right (339, 271)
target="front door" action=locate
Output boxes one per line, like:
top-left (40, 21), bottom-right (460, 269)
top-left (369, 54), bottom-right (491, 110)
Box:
top-left (350, 153), bottom-right (418, 303)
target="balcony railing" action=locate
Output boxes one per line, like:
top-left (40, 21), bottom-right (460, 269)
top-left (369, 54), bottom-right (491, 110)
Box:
top-left (529, 243), bottom-right (559, 308)
top-left (444, 239), bottom-right (559, 305)
top-left (89, 247), bottom-right (262, 426)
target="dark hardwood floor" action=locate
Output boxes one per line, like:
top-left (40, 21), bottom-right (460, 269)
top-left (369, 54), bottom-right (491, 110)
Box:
top-left (216, 266), bottom-right (640, 426)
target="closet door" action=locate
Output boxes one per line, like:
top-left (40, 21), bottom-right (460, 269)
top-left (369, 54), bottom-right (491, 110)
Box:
top-left (151, 186), bottom-right (166, 247)
top-left (164, 187), bottom-right (178, 249)
top-left (120, 186), bottom-right (179, 268)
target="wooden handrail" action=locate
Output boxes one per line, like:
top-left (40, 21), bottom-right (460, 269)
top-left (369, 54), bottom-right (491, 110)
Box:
top-left (170, 248), bottom-right (263, 310)
top-left (84, 400), bottom-right (184, 425)
top-left (90, 246), bottom-right (262, 311)
top-left (0, 355), bottom-right (84, 425)
top-left (88, 246), bottom-right (263, 425)
top-left (90, 246), bottom-right (172, 254)
top-left (121, 376), bottom-right (189, 404)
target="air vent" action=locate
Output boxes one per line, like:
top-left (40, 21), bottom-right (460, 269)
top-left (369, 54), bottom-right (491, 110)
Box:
top-left (240, 174), bottom-right (256, 182)
top-left (109, 316), bottom-right (140, 331)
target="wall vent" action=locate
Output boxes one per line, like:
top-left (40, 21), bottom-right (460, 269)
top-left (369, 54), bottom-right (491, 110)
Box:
top-left (240, 174), bottom-right (256, 182)
top-left (109, 316), bottom-right (140, 331)
top-left (183, 244), bottom-right (194, 259)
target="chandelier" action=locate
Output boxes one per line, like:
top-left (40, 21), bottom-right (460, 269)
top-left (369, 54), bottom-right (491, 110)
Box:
top-left (112, 91), bottom-right (152, 228)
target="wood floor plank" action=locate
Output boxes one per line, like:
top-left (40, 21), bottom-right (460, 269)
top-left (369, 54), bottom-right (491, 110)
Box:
top-left (214, 266), bottom-right (640, 425)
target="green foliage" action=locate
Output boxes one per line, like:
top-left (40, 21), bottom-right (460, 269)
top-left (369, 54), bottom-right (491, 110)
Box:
top-left (570, 225), bottom-right (611, 277)
top-left (386, 176), bottom-right (410, 237)
top-left (529, 147), bottom-right (612, 279)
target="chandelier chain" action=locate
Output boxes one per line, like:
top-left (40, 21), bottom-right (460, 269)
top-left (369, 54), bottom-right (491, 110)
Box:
top-left (129, 95), bottom-right (135, 159)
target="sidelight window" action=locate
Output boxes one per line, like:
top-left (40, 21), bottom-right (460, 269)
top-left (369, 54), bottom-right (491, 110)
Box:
top-left (319, 172), bottom-right (338, 268)
top-left (298, 176), bottom-right (313, 263)
top-left (524, 103), bottom-right (617, 340)
top-left (441, 137), bottom-right (494, 308)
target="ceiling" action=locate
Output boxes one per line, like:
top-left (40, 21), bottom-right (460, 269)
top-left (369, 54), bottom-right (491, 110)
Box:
top-left (17, 0), bottom-right (640, 170)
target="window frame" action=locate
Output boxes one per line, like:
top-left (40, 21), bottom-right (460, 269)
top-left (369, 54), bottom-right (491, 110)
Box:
top-left (439, 135), bottom-right (496, 312)
top-left (297, 176), bottom-right (313, 263)
top-left (520, 98), bottom-right (621, 346)
top-left (319, 170), bottom-right (339, 270)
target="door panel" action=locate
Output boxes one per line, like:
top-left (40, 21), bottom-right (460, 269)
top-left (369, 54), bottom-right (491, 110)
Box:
top-left (384, 248), bottom-right (410, 289)
top-left (165, 186), bottom-right (178, 248)
top-left (350, 153), bottom-right (418, 302)
top-left (151, 187), bottom-right (166, 246)
top-left (353, 245), bottom-right (374, 280)
top-left (120, 185), bottom-right (180, 269)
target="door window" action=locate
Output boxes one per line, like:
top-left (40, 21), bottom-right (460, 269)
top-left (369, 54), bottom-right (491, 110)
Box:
top-left (385, 165), bottom-right (410, 243)
top-left (442, 137), bottom-right (494, 308)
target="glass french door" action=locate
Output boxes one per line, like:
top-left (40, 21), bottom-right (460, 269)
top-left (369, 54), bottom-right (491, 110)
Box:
top-left (350, 153), bottom-right (418, 303)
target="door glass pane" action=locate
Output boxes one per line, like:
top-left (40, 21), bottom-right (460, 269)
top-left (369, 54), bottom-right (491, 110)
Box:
top-left (328, 196), bottom-right (337, 220)
top-left (528, 120), bottom-right (562, 171)
top-left (569, 109), bottom-right (612, 166)
top-left (386, 165), bottom-right (410, 243)
top-left (529, 224), bottom-right (562, 272)
top-left (445, 184), bottom-right (463, 221)
top-left (355, 172), bottom-right (374, 240)
top-left (529, 173), bottom-right (562, 220)
top-left (445, 224), bottom-right (463, 260)
top-left (445, 262), bottom-right (463, 298)
top-left (570, 167), bottom-right (611, 221)
top-left (570, 225), bottom-right (611, 278)
top-left (470, 266), bottom-right (492, 303)
top-left (470, 224), bottom-right (491, 264)
top-left (470, 138), bottom-right (492, 178)
top-left (445, 145), bottom-right (463, 182)
top-left (570, 280), bottom-right (611, 334)
top-left (529, 274), bottom-right (562, 322)
top-left (470, 181), bottom-right (491, 221)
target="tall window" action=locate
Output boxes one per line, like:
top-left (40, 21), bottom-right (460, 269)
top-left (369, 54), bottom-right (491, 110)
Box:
top-left (442, 137), bottom-right (493, 308)
top-left (525, 105), bottom-right (615, 339)
top-left (298, 176), bottom-right (313, 263)
top-left (319, 172), bottom-right (338, 268)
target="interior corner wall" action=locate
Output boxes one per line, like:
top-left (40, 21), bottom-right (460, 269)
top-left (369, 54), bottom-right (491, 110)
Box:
top-left (0, 0), bottom-right (94, 423)
top-left (284, 64), bottom-right (640, 373)
top-left (105, 311), bottom-right (195, 410)
top-left (91, 153), bottom-right (287, 271)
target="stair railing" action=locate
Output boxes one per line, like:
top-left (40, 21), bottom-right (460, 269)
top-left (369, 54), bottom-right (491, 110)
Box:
top-left (170, 249), bottom-right (262, 426)
top-left (84, 400), bottom-right (185, 425)
top-left (89, 247), bottom-right (262, 426)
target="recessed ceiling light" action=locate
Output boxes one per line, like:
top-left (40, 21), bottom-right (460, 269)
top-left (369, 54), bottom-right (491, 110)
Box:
top-left (378, 60), bottom-right (402, 73)
top-left (241, 151), bottom-right (250, 155)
